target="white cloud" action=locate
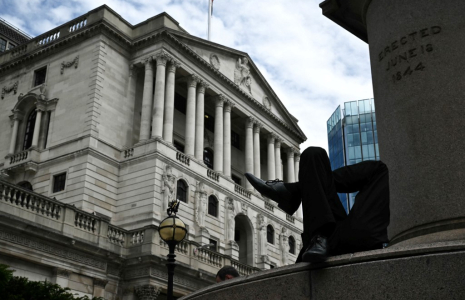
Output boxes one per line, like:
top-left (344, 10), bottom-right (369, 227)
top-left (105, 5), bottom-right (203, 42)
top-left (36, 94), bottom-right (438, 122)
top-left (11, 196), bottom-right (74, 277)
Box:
top-left (0, 0), bottom-right (374, 152)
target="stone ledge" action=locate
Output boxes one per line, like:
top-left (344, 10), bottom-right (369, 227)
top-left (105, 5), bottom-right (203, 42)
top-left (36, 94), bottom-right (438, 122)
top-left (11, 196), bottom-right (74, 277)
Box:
top-left (180, 240), bottom-right (465, 299)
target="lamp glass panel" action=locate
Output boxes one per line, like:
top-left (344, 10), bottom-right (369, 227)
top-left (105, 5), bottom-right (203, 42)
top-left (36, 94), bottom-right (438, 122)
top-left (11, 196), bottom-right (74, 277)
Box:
top-left (160, 227), bottom-right (175, 241)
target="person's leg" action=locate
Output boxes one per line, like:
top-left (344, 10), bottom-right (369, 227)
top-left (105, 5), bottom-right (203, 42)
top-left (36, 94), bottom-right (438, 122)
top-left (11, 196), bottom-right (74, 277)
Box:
top-left (330, 160), bottom-right (390, 254)
top-left (298, 147), bottom-right (347, 248)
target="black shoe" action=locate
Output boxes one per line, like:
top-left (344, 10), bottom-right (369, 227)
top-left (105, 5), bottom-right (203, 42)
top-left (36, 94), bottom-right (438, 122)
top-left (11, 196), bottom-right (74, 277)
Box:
top-left (302, 235), bottom-right (328, 263)
top-left (244, 173), bottom-right (293, 203)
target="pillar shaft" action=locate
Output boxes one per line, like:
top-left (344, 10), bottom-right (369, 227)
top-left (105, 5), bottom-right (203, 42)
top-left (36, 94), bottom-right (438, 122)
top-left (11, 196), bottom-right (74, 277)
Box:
top-left (9, 116), bottom-right (21, 155)
top-left (286, 149), bottom-right (295, 182)
top-left (39, 111), bottom-right (50, 149)
top-left (185, 75), bottom-right (198, 156)
top-left (31, 109), bottom-right (43, 148)
top-left (275, 139), bottom-right (282, 179)
top-left (223, 101), bottom-right (233, 177)
top-left (253, 123), bottom-right (261, 177)
top-left (195, 83), bottom-right (207, 160)
top-left (163, 62), bottom-right (178, 143)
top-left (267, 134), bottom-right (276, 180)
top-left (213, 96), bottom-right (224, 173)
top-left (245, 117), bottom-right (254, 190)
top-left (140, 58), bottom-right (154, 141)
top-left (152, 55), bottom-right (168, 138)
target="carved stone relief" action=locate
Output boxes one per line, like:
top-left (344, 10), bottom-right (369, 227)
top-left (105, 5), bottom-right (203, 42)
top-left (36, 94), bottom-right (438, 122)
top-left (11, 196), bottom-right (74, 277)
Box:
top-left (162, 165), bottom-right (176, 214)
top-left (1, 81), bottom-right (18, 99)
top-left (234, 56), bottom-right (253, 95)
top-left (195, 181), bottom-right (207, 228)
top-left (262, 96), bottom-right (271, 110)
top-left (257, 214), bottom-right (267, 256)
top-left (209, 53), bottom-right (220, 70)
top-left (61, 55), bottom-right (79, 74)
top-left (134, 284), bottom-right (160, 300)
top-left (226, 197), bottom-right (236, 241)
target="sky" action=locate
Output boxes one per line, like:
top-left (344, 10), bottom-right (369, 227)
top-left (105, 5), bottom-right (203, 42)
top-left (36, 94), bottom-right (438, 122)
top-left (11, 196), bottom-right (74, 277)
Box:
top-left (0, 0), bottom-right (374, 152)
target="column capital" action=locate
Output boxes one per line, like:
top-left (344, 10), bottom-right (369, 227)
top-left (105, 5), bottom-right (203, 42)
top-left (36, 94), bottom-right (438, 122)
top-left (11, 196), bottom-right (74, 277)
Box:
top-left (187, 74), bottom-right (200, 87)
top-left (144, 57), bottom-right (153, 69)
top-left (12, 109), bottom-right (24, 120)
top-left (167, 60), bottom-right (180, 73)
top-left (224, 100), bottom-right (234, 113)
top-left (294, 153), bottom-right (301, 162)
top-left (253, 122), bottom-right (262, 133)
top-left (134, 284), bottom-right (161, 300)
top-left (267, 133), bottom-right (275, 143)
top-left (286, 148), bottom-right (295, 158)
top-left (215, 95), bottom-right (225, 107)
top-left (245, 116), bottom-right (255, 128)
top-left (275, 138), bottom-right (282, 148)
top-left (153, 51), bottom-right (170, 66)
top-left (54, 268), bottom-right (71, 278)
top-left (198, 81), bottom-right (209, 94)
top-left (35, 100), bottom-right (47, 111)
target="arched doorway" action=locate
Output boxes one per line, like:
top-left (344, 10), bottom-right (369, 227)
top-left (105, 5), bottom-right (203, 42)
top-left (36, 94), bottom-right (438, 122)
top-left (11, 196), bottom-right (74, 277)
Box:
top-left (234, 214), bottom-right (254, 266)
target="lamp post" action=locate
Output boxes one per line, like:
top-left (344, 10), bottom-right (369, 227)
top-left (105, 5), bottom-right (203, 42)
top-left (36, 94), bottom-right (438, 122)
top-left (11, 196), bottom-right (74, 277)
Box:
top-left (158, 200), bottom-right (187, 300)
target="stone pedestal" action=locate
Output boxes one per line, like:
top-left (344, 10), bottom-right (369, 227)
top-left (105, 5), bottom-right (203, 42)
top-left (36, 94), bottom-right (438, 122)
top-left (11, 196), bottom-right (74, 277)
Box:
top-left (321, 0), bottom-right (465, 247)
top-left (224, 241), bottom-right (239, 261)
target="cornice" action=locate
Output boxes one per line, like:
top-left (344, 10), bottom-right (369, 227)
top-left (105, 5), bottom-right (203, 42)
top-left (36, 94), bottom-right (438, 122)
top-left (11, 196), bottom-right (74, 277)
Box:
top-left (0, 20), bottom-right (305, 143)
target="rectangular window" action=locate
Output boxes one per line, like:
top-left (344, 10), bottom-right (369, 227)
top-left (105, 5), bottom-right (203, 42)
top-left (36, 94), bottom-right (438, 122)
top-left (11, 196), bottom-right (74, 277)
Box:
top-left (0, 38), bottom-right (6, 52)
top-left (205, 113), bottom-right (215, 132)
top-left (174, 93), bottom-right (186, 114)
top-left (209, 239), bottom-right (218, 252)
top-left (34, 67), bottom-right (47, 86)
top-left (232, 175), bottom-right (242, 186)
top-left (231, 131), bottom-right (240, 149)
top-left (52, 173), bottom-right (67, 193)
top-left (7, 42), bottom-right (15, 50)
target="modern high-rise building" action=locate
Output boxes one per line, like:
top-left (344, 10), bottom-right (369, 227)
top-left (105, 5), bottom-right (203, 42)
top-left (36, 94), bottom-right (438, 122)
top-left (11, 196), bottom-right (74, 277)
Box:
top-left (327, 98), bottom-right (379, 212)
top-left (0, 5), bottom-right (305, 299)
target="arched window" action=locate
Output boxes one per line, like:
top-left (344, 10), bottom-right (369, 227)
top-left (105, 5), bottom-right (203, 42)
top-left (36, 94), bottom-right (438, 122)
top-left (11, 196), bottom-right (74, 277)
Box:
top-left (177, 180), bottom-right (187, 203)
top-left (203, 148), bottom-right (214, 169)
top-left (288, 236), bottom-right (296, 254)
top-left (208, 195), bottom-right (218, 217)
top-left (267, 225), bottom-right (274, 244)
top-left (23, 110), bottom-right (37, 150)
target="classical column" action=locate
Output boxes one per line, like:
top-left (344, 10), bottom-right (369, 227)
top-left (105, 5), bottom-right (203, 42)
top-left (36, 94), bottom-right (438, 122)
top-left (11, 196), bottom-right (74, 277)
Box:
top-left (163, 60), bottom-right (179, 143)
top-left (9, 111), bottom-right (23, 155)
top-left (213, 95), bottom-right (224, 173)
top-left (275, 138), bottom-right (282, 179)
top-left (245, 116), bottom-right (254, 190)
top-left (31, 104), bottom-right (44, 148)
top-left (294, 152), bottom-right (300, 182)
top-left (267, 134), bottom-right (276, 180)
top-left (253, 122), bottom-right (262, 178)
top-left (151, 53), bottom-right (168, 138)
top-left (185, 75), bottom-right (198, 156)
top-left (39, 111), bottom-right (50, 149)
top-left (286, 148), bottom-right (295, 182)
top-left (140, 58), bottom-right (154, 141)
top-left (195, 82), bottom-right (208, 161)
top-left (223, 100), bottom-right (234, 177)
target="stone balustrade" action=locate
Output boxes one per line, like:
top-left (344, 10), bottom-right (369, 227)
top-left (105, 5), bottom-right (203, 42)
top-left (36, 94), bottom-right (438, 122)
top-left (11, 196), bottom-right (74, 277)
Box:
top-left (69, 18), bottom-right (87, 32)
top-left (207, 169), bottom-right (220, 182)
top-left (264, 201), bottom-right (274, 212)
top-left (234, 184), bottom-right (251, 199)
top-left (286, 214), bottom-right (295, 223)
top-left (37, 30), bottom-right (60, 46)
top-left (130, 230), bottom-right (145, 245)
top-left (176, 151), bottom-right (190, 166)
top-left (231, 260), bottom-right (261, 276)
top-left (9, 150), bottom-right (29, 164)
top-left (74, 211), bottom-right (98, 233)
top-left (196, 247), bottom-right (223, 268)
top-left (107, 226), bottom-right (126, 246)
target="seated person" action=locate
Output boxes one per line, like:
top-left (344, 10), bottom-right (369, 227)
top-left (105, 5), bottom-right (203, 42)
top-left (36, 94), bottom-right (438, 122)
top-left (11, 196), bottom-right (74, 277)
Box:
top-left (216, 266), bottom-right (240, 283)
top-left (246, 147), bottom-right (389, 263)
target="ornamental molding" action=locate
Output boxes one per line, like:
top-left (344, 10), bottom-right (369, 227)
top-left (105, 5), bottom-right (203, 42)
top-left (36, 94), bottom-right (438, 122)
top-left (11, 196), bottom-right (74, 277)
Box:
top-left (0, 21), bottom-right (305, 141)
top-left (61, 55), bottom-right (79, 74)
top-left (0, 230), bottom-right (106, 269)
top-left (262, 96), bottom-right (271, 110)
top-left (1, 81), bottom-right (18, 99)
top-left (209, 53), bottom-right (220, 70)
top-left (134, 285), bottom-right (161, 300)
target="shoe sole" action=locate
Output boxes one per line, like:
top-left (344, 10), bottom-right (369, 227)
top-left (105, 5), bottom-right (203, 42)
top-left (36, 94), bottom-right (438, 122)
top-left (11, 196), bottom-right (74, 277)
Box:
top-left (302, 252), bottom-right (327, 263)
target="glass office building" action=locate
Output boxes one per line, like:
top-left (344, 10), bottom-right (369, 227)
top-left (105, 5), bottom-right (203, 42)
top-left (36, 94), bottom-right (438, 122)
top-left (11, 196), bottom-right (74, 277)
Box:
top-left (327, 98), bottom-right (379, 213)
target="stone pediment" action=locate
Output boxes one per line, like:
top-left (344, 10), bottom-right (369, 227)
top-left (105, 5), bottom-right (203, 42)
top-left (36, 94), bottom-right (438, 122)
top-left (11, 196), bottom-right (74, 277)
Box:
top-left (169, 32), bottom-right (306, 142)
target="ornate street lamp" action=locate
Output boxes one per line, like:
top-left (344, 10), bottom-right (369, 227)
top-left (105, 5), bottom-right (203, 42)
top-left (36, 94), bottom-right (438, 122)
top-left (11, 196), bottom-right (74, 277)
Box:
top-left (158, 200), bottom-right (187, 300)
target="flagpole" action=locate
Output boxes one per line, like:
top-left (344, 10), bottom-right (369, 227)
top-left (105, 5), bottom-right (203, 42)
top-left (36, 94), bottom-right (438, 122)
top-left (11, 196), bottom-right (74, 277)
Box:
top-left (208, 0), bottom-right (212, 40)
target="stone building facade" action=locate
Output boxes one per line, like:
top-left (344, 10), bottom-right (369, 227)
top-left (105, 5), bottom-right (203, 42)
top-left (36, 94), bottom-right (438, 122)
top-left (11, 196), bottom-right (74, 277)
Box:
top-left (0, 5), bottom-right (305, 299)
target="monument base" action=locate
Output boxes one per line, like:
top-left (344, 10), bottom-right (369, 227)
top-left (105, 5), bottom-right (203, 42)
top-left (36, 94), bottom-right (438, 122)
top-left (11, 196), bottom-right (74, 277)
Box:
top-left (180, 241), bottom-right (465, 299)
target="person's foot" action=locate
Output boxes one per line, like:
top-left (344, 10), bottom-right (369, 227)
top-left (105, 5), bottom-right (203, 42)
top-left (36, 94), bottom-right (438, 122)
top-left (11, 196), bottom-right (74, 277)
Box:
top-left (244, 173), bottom-right (293, 203)
top-left (302, 235), bottom-right (328, 263)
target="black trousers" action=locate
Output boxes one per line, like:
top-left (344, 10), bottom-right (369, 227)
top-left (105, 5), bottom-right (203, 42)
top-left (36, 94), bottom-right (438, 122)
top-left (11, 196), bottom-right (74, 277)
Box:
top-left (277, 147), bottom-right (390, 262)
